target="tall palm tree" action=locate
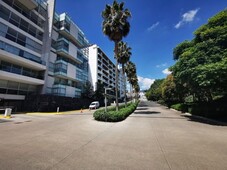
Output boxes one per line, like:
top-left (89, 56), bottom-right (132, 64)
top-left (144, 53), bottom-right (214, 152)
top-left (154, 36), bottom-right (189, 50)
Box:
top-left (102, 0), bottom-right (131, 111)
top-left (117, 41), bottom-right (131, 106)
top-left (125, 61), bottom-right (136, 101)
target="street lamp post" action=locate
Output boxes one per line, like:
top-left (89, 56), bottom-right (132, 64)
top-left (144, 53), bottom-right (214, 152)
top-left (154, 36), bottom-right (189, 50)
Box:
top-left (105, 87), bottom-right (111, 112)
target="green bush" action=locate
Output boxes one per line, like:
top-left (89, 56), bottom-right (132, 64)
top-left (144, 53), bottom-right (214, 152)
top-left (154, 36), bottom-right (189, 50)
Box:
top-left (171, 103), bottom-right (187, 112)
top-left (93, 101), bottom-right (139, 122)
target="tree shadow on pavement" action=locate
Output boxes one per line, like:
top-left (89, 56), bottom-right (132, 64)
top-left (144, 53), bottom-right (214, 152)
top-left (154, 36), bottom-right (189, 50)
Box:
top-left (134, 111), bottom-right (160, 114)
top-left (139, 104), bottom-right (149, 107)
top-left (136, 108), bottom-right (149, 111)
top-left (183, 115), bottom-right (227, 126)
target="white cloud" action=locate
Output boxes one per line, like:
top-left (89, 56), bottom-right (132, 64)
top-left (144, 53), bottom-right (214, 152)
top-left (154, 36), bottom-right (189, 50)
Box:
top-left (147, 22), bottom-right (159, 32)
top-left (156, 63), bottom-right (167, 68)
top-left (162, 68), bottom-right (171, 75)
top-left (175, 8), bottom-right (199, 29)
top-left (138, 76), bottom-right (155, 90)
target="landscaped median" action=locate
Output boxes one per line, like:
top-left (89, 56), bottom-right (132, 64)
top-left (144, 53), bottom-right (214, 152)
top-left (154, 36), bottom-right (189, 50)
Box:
top-left (93, 100), bottom-right (139, 122)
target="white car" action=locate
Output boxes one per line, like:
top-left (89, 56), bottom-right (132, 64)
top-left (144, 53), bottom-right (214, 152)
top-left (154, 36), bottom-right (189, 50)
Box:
top-left (89, 101), bottom-right (100, 110)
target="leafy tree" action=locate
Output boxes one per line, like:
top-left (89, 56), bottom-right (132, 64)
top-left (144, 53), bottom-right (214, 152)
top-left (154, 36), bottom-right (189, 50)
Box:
top-left (171, 9), bottom-right (227, 102)
top-left (93, 82), bottom-right (105, 101)
top-left (102, 0), bottom-right (131, 111)
top-left (81, 81), bottom-right (94, 99)
top-left (146, 79), bottom-right (164, 101)
top-left (161, 74), bottom-right (179, 104)
top-left (117, 41), bottom-right (131, 106)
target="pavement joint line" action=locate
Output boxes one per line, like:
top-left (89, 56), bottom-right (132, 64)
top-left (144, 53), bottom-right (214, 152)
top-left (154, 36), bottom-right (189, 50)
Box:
top-left (49, 123), bottom-right (116, 169)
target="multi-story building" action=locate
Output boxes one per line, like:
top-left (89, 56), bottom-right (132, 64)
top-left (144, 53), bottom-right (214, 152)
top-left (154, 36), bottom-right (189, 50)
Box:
top-left (0, 0), bottom-right (89, 109)
top-left (46, 12), bottom-right (89, 98)
top-left (88, 44), bottom-right (124, 99)
top-left (0, 0), bottom-right (54, 106)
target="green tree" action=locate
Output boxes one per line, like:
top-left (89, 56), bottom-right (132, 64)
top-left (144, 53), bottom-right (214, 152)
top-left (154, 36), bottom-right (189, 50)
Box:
top-left (161, 74), bottom-right (179, 104)
top-left (102, 0), bottom-right (131, 111)
top-left (171, 9), bottom-right (227, 102)
top-left (81, 81), bottom-right (94, 99)
top-left (93, 82), bottom-right (105, 101)
top-left (117, 41), bottom-right (131, 106)
top-left (146, 79), bottom-right (164, 101)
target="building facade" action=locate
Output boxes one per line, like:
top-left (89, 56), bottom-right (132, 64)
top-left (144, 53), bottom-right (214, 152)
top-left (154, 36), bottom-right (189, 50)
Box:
top-left (46, 12), bottom-right (89, 98)
top-left (88, 44), bottom-right (124, 99)
top-left (0, 0), bottom-right (53, 103)
top-left (0, 0), bottom-right (89, 108)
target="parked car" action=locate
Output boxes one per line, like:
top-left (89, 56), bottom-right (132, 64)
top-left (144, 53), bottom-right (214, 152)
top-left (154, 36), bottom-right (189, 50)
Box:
top-left (89, 101), bottom-right (100, 110)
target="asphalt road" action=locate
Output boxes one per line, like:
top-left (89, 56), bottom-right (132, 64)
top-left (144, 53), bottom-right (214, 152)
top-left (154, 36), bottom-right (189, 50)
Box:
top-left (0, 99), bottom-right (227, 170)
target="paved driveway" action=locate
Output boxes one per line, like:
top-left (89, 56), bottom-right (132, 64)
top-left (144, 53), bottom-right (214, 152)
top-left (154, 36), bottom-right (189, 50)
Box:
top-left (0, 100), bottom-right (227, 170)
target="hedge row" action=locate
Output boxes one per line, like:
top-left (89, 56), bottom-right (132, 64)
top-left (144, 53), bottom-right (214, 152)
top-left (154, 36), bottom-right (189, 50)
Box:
top-left (93, 101), bottom-right (139, 122)
top-left (170, 100), bottom-right (227, 119)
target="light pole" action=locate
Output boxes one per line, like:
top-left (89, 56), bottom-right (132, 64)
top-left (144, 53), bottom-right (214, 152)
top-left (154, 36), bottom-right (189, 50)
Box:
top-left (104, 87), bottom-right (111, 112)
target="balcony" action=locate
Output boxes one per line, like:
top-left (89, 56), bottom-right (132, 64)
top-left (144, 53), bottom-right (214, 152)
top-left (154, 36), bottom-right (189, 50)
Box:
top-left (0, 70), bottom-right (44, 85)
top-left (52, 84), bottom-right (82, 97)
top-left (59, 27), bottom-right (84, 48)
top-left (17, 0), bottom-right (38, 10)
top-left (56, 47), bottom-right (82, 64)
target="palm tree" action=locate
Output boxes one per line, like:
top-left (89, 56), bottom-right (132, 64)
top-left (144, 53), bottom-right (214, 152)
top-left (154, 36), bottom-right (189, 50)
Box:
top-left (117, 41), bottom-right (131, 106)
top-left (133, 78), bottom-right (140, 100)
top-left (102, 0), bottom-right (131, 111)
top-left (125, 61), bottom-right (136, 101)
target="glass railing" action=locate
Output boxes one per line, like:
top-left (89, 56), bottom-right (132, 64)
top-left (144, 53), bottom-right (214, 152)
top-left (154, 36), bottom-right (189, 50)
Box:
top-left (0, 40), bottom-right (45, 66)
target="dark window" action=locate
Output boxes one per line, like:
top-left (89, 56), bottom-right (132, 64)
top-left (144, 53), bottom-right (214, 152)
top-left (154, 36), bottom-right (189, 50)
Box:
top-left (0, 5), bottom-right (10, 21)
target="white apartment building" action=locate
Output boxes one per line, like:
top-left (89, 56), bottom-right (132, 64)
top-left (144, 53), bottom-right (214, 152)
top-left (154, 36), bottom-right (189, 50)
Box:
top-left (0, 0), bottom-right (89, 109)
top-left (88, 44), bottom-right (124, 99)
top-left (0, 0), bottom-right (54, 103)
top-left (46, 12), bottom-right (89, 98)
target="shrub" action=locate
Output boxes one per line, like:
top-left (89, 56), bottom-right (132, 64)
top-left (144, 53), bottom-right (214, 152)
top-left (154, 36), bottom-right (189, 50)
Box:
top-left (93, 101), bottom-right (139, 122)
top-left (171, 103), bottom-right (187, 112)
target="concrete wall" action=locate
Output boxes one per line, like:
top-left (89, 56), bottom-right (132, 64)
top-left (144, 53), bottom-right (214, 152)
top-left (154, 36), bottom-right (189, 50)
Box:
top-left (68, 42), bottom-right (78, 58)
top-left (67, 63), bottom-right (76, 79)
top-left (70, 22), bottom-right (79, 40)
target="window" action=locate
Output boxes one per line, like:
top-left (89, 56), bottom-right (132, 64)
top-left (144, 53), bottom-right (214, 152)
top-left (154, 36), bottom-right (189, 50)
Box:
top-left (28, 25), bottom-right (36, 37)
top-left (19, 19), bottom-right (29, 32)
top-left (19, 83), bottom-right (29, 91)
top-left (6, 28), bottom-right (17, 42)
top-left (0, 5), bottom-right (10, 21)
top-left (48, 62), bottom-right (54, 72)
top-left (1, 61), bottom-right (11, 72)
top-left (17, 33), bottom-right (26, 46)
top-left (8, 81), bottom-right (19, 90)
top-left (0, 22), bottom-right (7, 37)
top-left (9, 13), bottom-right (20, 27)
top-left (11, 65), bottom-right (22, 74)
top-left (0, 79), bottom-right (8, 88)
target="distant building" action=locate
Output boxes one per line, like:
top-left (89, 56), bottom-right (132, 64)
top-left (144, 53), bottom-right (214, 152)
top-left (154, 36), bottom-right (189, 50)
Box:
top-left (88, 44), bottom-right (124, 99)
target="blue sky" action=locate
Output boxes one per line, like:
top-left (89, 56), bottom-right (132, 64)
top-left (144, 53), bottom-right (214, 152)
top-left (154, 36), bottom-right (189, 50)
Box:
top-left (55, 0), bottom-right (227, 90)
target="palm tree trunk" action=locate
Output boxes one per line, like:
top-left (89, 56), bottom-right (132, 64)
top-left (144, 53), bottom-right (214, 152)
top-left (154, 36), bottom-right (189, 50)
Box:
top-left (130, 83), bottom-right (132, 102)
top-left (114, 41), bottom-right (119, 111)
top-left (122, 64), bottom-right (127, 107)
